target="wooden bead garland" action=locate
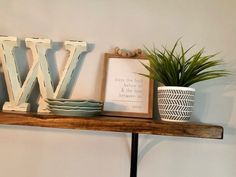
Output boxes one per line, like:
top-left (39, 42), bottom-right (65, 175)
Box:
top-left (113, 47), bottom-right (144, 57)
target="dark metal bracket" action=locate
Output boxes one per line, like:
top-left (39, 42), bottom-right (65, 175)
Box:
top-left (130, 133), bottom-right (139, 177)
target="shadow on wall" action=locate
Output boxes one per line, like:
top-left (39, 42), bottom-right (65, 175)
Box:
top-left (136, 126), bottom-right (236, 165)
top-left (0, 40), bottom-right (94, 112)
top-left (192, 67), bottom-right (236, 124)
top-left (0, 71), bottom-right (8, 107)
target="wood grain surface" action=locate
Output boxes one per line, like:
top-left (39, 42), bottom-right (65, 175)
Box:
top-left (0, 111), bottom-right (223, 139)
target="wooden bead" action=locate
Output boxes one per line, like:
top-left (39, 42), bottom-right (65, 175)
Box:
top-left (117, 49), bottom-right (122, 55)
top-left (112, 47), bottom-right (143, 57)
top-left (127, 51), bottom-right (133, 57)
top-left (114, 47), bottom-right (120, 54)
top-left (130, 51), bottom-right (136, 57)
top-left (121, 50), bottom-right (128, 57)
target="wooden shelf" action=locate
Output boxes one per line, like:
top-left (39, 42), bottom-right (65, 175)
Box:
top-left (0, 111), bottom-right (223, 139)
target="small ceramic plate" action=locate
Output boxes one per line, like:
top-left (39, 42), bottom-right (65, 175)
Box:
top-left (47, 98), bottom-right (102, 104)
top-left (48, 104), bottom-right (102, 110)
top-left (46, 99), bottom-right (103, 107)
top-left (50, 108), bottom-right (101, 117)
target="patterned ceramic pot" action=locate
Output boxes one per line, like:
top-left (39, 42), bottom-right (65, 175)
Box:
top-left (158, 86), bottom-right (195, 122)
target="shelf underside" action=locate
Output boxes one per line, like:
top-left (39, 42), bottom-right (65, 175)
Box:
top-left (0, 112), bottom-right (223, 139)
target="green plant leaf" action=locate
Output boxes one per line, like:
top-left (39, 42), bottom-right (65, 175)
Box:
top-left (141, 39), bottom-right (228, 86)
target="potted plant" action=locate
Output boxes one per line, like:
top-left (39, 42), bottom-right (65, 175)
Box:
top-left (140, 40), bottom-right (228, 122)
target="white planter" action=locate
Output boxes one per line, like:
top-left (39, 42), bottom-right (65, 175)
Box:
top-left (158, 86), bottom-right (195, 122)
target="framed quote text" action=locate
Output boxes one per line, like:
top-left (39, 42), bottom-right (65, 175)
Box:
top-left (101, 53), bottom-right (153, 118)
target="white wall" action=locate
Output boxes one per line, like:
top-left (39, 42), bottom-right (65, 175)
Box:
top-left (0, 0), bottom-right (236, 177)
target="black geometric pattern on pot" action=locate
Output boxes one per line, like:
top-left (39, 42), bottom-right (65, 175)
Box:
top-left (158, 91), bottom-right (194, 94)
top-left (161, 114), bottom-right (191, 121)
top-left (161, 115), bottom-right (190, 120)
top-left (158, 104), bottom-right (193, 111)
top-left (158, 93), bottom-right (195, 97)
top-left (160, 112), bottom-right (191, 120)
top-left (158, 99), bottom-right (194, 106)
top-left (159, 89), bottom-right (195, 94)
top-left (158, 93), bottom-right (195, 100)
top-left (159, 110), bottom-right (192, 116)
top-left (158, 89), bottom-right (195, 96)
top-left (157, 88), bottom-right (195, 121)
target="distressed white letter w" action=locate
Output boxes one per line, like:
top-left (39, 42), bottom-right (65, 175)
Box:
top-left (0, 36), bottom-right (87, 112)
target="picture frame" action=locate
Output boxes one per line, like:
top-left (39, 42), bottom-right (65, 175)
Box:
top-left (101, 53), bottom-right (153, 118)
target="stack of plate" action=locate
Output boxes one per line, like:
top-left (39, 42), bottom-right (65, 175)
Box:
top-left (46, 98), bottom-right (103, 117)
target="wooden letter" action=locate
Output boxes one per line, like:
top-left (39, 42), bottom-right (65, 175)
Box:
top-left (0, 36), bottom-right (87, 112)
